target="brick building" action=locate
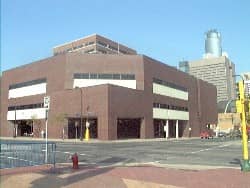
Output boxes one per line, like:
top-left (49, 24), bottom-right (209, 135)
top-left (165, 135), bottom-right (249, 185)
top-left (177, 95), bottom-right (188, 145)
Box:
top-left (1, 35), bottom-right (217, 140)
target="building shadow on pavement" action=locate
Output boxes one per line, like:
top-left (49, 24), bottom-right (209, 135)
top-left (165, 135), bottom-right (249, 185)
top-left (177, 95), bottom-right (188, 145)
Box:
top-left (30, 157), bottom-right (129, 188)
top-left (30, 166), bottom-right (115, 188)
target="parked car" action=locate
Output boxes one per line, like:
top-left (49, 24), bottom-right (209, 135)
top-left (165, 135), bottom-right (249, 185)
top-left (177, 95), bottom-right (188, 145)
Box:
top-left (229, 129), bottom-right (241, 138)
top-left (200, 131), bottom-right (213, 139)
top-left (218, 131), bottom-right (227, 138)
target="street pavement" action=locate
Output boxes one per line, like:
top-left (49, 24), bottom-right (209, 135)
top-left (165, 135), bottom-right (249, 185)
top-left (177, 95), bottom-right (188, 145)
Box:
top-left (1, 137), bottom-right (250, 187)
top-left (54, 137), bottom-right (246, 169)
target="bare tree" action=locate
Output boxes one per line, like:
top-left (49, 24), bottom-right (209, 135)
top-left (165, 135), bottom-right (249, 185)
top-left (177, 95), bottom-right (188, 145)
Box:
top-left (30, 115), bottom-right (42, 137)
top-left (54, 113), bottom-right (68, 139)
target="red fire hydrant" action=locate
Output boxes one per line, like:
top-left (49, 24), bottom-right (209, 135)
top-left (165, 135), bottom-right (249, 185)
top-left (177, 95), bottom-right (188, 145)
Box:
top-left (71, 153), bottom-right (79, 169)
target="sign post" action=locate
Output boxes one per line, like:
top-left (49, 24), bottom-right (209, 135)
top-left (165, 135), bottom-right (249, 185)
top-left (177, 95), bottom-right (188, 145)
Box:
top-left (44, 96), bottom-right (50, 163)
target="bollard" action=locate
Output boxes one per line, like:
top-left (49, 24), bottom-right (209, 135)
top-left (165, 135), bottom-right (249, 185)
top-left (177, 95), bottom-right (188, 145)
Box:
top-left (71, 153), bottom-right (79, 169)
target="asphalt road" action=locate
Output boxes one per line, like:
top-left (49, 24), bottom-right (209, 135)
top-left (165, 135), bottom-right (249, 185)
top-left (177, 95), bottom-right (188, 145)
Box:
top-left (55, 138), bottom-right (248, 168)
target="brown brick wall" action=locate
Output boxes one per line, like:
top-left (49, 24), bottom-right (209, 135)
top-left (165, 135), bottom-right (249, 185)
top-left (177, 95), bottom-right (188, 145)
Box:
top-left (1, 53), bottom-right (217, 139)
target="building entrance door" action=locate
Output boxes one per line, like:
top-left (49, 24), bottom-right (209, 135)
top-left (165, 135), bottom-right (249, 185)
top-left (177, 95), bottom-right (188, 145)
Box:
top-left (67, 118), bottom-right (98, 139)
top-left (18, 120), bottom-right (33, 136)
top-left (117, 118), bottom-right (141, 139)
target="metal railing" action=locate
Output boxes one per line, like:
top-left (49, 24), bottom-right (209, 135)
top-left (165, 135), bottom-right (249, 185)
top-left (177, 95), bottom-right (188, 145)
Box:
top-left (0, 141), bottom-right (56, 169)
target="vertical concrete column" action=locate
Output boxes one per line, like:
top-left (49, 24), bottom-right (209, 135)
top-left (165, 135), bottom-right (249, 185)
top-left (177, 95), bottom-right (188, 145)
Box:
top-left (140, 117), bottom-right (146, 139)
top-left (110, 117), bottom-right (118, 140)
top-left (176, 120), bottom-right (179, 139)
top-left (16, 124), bottom-right (18, 137)
top-left (97, 116), bottom-right (109, 140)
top-left (165, 120), bottom-right (169, 139)
top-left (140, 117), bottom-right (154, 139)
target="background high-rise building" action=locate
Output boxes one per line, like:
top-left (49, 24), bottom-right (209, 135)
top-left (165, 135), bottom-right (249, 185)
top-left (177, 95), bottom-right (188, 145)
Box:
top-left (179, 29), bottom-right (236, 106)
top-left (242, 72), bottom-right (250, 97)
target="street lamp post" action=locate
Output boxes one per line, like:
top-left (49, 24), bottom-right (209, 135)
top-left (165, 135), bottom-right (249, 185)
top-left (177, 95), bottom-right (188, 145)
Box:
top-left (66, 87), bottom-right (83, 141)
top-left (75, 121), bottom-right (78, 142)
top-left (75, 87), bottom-right (83, 141)
top-left (14, 101), bottom-right (17, 138)
top-left (234, 74), bottom-right (250, 172)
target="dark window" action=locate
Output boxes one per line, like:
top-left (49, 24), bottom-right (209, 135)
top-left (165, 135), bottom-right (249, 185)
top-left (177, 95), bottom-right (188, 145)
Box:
top-left (98, 74), bottom-right (113, 79)
top-left (77, 44), bottom-right (83, 48)
top-left (153, 102), bottom-right (188, 112)
top-left (74, 73), bottom-right (135, 80)
top-left (153, 103), bottom-right (160, 108)
top-left (112, 74), bottom-right (121, 80)
top-left (9, 78), bottom-right (47, 90)
top-left (121, 74), bottom-right (135, 80)
top-left (8, 103), bottom-right (44, 111)
top-left (153, 78), bottom-right (187, 92)
top-left (109, 46), bottom-right (118, 51)
top-left (90, 73), bottom-right (98, 79)
top-left (119, 50), bottom-right (127, 54)
top-left (85, 49), bottom-right (94, 53)
top-left (98, 49), bottom-right (107, 54)
top-left (74, 73), bottom-right (89, 79)
top-left (97, 41), bottom-right (107, 47)
top-left (8, 106), bottom-right (15, 111)
top-left (88, 41), bottom-right (95, 45)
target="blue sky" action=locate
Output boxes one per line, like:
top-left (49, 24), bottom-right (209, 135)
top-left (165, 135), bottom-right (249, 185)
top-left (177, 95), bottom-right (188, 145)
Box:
top-left (1, 0), bottom-right (250, 74)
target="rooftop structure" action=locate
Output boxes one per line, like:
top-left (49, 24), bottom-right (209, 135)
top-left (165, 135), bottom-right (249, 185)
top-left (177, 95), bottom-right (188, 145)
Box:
top-left (204, 29), bottom-right (222, 58)
top-left (53, 34), bottom-right (137, 56)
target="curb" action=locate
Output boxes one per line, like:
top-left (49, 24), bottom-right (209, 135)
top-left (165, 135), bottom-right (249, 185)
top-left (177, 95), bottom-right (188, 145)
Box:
top-left (0, 137), bottom-right (199, 144)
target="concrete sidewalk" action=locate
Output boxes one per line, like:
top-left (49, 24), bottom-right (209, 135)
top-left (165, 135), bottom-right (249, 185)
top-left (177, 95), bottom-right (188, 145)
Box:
top-left (1, 164), bottom-right (250, 188)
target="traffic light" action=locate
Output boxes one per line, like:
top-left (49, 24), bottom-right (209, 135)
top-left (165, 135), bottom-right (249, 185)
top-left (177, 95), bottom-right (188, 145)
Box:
top-left (238, 80), bottom-right (245, 100)
top-left (236, 82), bottom-right (240, 100)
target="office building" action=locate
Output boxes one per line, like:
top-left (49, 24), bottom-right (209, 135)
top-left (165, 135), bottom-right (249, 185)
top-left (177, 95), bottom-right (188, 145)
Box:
top-left (1, 34), bottom-right (217, 140)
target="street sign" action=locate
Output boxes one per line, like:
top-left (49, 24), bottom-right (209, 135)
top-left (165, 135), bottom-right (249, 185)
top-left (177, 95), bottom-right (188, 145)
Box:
top-left (44, 96), bottom-right (50, 109)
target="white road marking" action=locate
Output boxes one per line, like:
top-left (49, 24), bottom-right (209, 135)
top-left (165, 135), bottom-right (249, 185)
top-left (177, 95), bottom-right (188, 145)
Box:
top-left (55, 151), bottom-right (74, 155)
top-left (0, 155), bottom-right (39, 164)
top-left (55, 150), bottom-right (86, 156)
top-left (190, 143), bottom-right (232, 154)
